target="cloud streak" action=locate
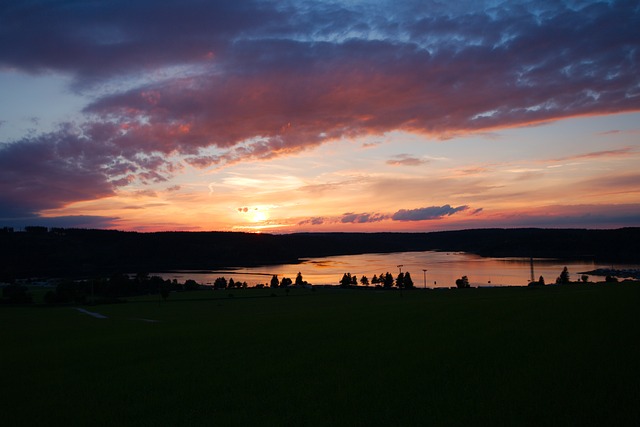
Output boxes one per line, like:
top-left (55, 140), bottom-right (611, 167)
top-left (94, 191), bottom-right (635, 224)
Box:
top-left (386, 154), bottom-right (429, 166)
top-left (549, 147), bottom-right (636, 163)
top-left (318, 204), bottom-right (472, 226)
top-left (341, 212), bottom-right (389, 224)
top-left (392, 205), bottom-right (469, 221)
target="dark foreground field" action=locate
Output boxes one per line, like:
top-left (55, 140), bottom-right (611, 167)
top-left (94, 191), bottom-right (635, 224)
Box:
top-left (2, 284), bottom-right (639, 426)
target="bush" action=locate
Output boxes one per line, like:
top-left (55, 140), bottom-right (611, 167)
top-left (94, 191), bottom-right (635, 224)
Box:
top-left (184, 279), bottom-right (200, 291)
top-left (528, 275), bottom-right (546, 287)
top-left (160, 286), bottom-right (170, 301)
top-left (44, 290), bottom-right (62, 304)
top-left (556, 267), bottom-right (570, 284)
top-left (54, 280), bottom-right (89, 303)
top-left (1, 284), bottom-right (33, 304)
top-left (455, 276), bottom-right (470, 288)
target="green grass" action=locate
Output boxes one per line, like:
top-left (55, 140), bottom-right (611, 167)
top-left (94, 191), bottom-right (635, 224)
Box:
top-left (2, 284), bottom-right (639, 426)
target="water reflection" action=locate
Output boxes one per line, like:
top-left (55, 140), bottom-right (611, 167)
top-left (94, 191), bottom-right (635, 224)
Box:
top-left (153, 251), bottom-right (637, 288)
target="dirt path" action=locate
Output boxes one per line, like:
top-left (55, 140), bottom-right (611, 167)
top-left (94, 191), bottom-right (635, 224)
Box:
top-left (72, 308), bottom-right (159, 322)
top-left (73, 307), bottom-right (108, 319)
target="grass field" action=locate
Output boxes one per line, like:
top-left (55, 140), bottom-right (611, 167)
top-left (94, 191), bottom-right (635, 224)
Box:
top-left (2, 284), bottom-right (639, 426)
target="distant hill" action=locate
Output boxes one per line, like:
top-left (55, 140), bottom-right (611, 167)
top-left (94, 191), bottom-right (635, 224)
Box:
top-left (1, 227), bottom-right (638, 279)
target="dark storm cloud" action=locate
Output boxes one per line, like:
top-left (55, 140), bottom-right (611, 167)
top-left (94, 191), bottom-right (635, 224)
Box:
top-left (0, 123), bottom-right (177, 219)
top-left (0, 130), bottom-right (115, 217)
top-left (0, 0), bottom-right (286, 87)
top-left (1, 0), bottom-right (639, 217)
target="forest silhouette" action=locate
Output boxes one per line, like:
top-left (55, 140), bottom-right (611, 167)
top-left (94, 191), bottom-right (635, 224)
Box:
top-left (1, 227), bottom-right (638, 281)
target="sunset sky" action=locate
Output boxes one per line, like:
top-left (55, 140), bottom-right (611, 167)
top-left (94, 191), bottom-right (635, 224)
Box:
top-left (1, 0), bottom-right (639, 233)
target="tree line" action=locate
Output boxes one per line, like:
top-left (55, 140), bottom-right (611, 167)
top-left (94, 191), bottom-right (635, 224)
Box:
top-left (338, 271), bottom-right (415, 289)
top-left (38, 273), bottom-right (209, 304)
top-left (2, 227), bottom-right (639, 281)
top-left (1, 265), bottom-right (632, 305)
top-left (32, 271), bottom-right (312, 305)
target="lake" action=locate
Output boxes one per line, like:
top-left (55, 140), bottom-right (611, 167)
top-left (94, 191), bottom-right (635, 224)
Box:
top-left (152, 251), bottom-right (637, 288)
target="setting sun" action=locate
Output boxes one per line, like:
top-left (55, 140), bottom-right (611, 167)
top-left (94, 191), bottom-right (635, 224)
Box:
top-left (251, 210), bottom-right (268, 223)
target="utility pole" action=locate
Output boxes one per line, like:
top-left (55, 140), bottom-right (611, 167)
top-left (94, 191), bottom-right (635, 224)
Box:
top-left (422, 269), bottom-right (427, 289)
top-left (530, 256), bottom-right (535, 283)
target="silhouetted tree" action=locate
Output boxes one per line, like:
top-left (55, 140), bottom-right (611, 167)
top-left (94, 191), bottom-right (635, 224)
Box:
top-left (160, 283), bottom-right (170, 301)
top-left (214, 277), bottom-right (227, 290)
top-left (340, 273), bottom-right (352, 288)
top-left (270, 275), bottom-right (279, 288)
top-left (605, 275), bottom-right (618, 283)
top-left (383, 272), bottom-right (394, 288)
top-left (135, 272), bottom-right (149, 284)
top-left (228, 278), bottom-right (236, 289)
top-left (360, 275), bottom-right (369, 286)
top-left (539, 275), bottom-right (545, 286)
top-left (581, 275), bottom-right (589, 283)
top-left (556, 267), bottom-right (570, 284)
top-left (295, 272), bottom-right (304, 287)
top-left (143, 275), bottom-right (162, 293)
top-left (43, 290), bottom-right (58, 304)
top-left (25, 226), bottom-right (47, 234)
top-left (396, 272), bottom-right (405, 288)
top-left (456, 276), bottom-right (470, 288)
top-left (351, 275), bottom-right (358, 285)
top-left (404, 272), bottom-right (414, 289)
top-left (371, 275), bottom-right (379, 286)
top-left (108, 273), bottom-right (130, 297)
top-left (1, 283), bottom-right (33, 304)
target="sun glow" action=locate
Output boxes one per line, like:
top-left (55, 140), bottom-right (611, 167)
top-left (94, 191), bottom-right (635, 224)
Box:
top-left (251, 210), bottom-right (268, 222)
top-left (236, 206), bottom-right (270, 223)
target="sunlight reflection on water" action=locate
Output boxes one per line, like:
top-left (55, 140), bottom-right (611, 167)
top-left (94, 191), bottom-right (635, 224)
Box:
top-left (153, 251), bottom-right (636, 288)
